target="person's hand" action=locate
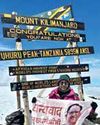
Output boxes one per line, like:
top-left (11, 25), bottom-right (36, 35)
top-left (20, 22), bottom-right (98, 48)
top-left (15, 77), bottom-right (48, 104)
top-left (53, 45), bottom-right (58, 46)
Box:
top-left (32, 97), bottom-right (37, 103)
top-left (91, 102), bottom-right (98, 110)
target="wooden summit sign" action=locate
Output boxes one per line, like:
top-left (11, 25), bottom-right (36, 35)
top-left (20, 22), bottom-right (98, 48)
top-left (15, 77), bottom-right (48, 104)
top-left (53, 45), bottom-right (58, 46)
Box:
top-left (3, 27), bottom-right (86, 42)
top-left (0, 46), bottom-right (94, 61)
top-left (1, 14), bottom-right (85, 30)
top-left (9, 64), bottom-right (89, 76)
top-left (10, 76), bottom-right (90, 91)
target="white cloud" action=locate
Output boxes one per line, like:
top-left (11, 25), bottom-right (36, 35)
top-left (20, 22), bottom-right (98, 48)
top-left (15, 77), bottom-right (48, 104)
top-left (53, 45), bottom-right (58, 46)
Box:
top-left (0, 44), bottom-right (15, 51)
top-left (64, 57), bottom-right (100, 80)
top-left (0, 68), bottom-right (15, 85)
top-left (26, 75), bottom-right (41, 81)
top-left (80, 57), bottom-right (100, 66)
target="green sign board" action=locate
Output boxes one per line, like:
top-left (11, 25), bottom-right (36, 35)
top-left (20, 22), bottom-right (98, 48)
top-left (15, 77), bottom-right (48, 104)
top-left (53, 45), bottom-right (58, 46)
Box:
top-left (3, 27), bottom-right (86, 42)
top-left (9, 64), bottom-right (89, 76)
top-left (0, 46), bottom-right (94, 61)
top-left (1, 14), bottom-right (85, 30)
top-left (10, 76), bottom-right (90, 91)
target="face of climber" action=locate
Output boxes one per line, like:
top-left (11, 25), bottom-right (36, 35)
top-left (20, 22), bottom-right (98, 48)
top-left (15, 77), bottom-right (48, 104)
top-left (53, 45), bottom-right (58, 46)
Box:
top-left (58, 80), bottom-right (69, 91)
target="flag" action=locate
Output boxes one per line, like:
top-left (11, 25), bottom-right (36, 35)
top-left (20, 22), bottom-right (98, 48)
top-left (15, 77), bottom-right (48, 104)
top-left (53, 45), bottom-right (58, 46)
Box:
top-left (27, 5), bottom-right (72, 32)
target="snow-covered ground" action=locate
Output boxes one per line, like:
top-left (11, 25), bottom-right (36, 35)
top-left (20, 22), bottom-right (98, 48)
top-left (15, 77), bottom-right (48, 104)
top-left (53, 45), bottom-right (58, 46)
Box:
top-left (0, 86), bottom-right (100, 124)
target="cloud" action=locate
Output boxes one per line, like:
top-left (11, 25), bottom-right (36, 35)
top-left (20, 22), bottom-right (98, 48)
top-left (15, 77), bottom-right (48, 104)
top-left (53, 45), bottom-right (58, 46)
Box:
top-left (80, 57), bottom-right (100, 66)
top-left (79, 57), bottom-right (100, 83)
top-left (64, 57), bottom-right (100, 81)
top-left (0, 44), bottom-right (15, 51)
top-left (0, 68), bottom-right (15, 86)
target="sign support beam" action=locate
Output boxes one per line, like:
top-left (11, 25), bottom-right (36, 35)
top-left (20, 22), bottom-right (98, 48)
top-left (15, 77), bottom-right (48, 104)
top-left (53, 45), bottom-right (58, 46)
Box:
top-left (16, 38), bottom-right (21, 109)
top-left (70, 6), bottom-right (84, 100)
top-left (16, 38), bottom-right (30, 125)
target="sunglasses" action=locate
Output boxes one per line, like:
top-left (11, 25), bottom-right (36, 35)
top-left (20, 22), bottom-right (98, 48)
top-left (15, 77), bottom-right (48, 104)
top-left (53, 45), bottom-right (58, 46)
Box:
top-left (59, 80), bottom-right (69, 86)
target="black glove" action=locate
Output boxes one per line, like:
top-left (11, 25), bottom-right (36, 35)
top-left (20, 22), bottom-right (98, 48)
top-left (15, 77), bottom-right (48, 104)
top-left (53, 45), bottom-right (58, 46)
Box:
top-left (32, 97), bottom-right (37, 103)
top-left (91, 102), bottom-right (98, 110)
top-left (87, 113), bottom-right (98, 122)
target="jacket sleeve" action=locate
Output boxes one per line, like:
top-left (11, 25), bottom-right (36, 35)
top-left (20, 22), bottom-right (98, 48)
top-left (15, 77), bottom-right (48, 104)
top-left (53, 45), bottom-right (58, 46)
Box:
top-left (48, 88), bottom-right (59, 99)
top-left (49, 90), bottom-right (55, 99)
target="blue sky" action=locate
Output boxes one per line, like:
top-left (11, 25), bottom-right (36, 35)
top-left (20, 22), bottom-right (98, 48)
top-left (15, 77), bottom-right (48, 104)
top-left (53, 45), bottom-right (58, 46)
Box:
top-left (0, 0), bottom-right (100, 88)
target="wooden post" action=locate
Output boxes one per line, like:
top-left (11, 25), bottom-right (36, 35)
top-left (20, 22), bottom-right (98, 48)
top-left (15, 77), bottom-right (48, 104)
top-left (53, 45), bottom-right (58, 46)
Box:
top-left (16, 38), bottom-right (31, 125)
top-left (12, 11), bottom-right (21, 109)
top-left (21, 76), bottom-right (31, 125)
top-left (16, 38), bottom-right (21, 109)
top-left (70, 6), bottom-right (84, 100)
top-left (12, 11), bottom-right (31, 124)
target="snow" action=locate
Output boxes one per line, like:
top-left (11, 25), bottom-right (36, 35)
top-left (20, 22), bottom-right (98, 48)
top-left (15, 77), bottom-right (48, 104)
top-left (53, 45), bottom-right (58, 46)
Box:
top-left (0, 86), bottom-right (100, 124)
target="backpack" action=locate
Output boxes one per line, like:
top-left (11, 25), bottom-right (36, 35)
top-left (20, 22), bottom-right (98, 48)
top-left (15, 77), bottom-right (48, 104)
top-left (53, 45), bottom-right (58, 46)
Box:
top-left (5, 110), bottom-right (24, 125)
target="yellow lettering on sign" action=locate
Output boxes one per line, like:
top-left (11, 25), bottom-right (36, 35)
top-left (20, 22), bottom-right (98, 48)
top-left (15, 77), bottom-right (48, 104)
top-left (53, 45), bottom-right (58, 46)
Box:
top-left (53, 50), bottom-right (63, 56)
top-left (10, 28), bottom-right (15, 34)
top-left (40, 49), bottom-right (64, 57)
top-left (40, 19), bottom-right (48, 25)
top-left (15, 16), bottom-right (38, 25)
top-left (31, 51), bottom-right (38, 57)
top-left (42, 50), bottom-right (52, 57)
top-left (70, 22), bottom-right (78, 29)
top-left (65, 22), bottom-right (78, 29)
top-left (8, 28), bottom-right (83, 40)
top-left (15, 16), bottom-right (21, 23)
top-left (0, 52), bottom-right (22, 60)
top-left (50, 20), bottom-right (56, 26)
top-left (64, 48), bottom-right (79, 55)
top-left (23, 51), bottom-right (30, 58)
top-left (80, 48), bottom-right (90, 54)
top-left (38, 31), bottom-right (44, 36)
top-left (56, 20), bottom-right (64, 27)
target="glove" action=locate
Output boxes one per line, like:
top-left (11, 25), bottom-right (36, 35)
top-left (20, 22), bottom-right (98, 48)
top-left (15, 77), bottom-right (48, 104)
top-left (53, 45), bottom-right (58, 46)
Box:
top-left (91, 102), bottom-right (98, 110)
top-left (87, 112), bottom-right (98, 121)
top-left (32, 97), bottom-right (37, 103)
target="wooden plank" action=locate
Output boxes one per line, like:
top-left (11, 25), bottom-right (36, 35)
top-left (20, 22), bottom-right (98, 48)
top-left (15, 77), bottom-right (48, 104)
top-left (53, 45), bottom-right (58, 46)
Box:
top-left (9, 64), bottom-right (89, 76)
top-left (0, 46), bottom-right (94, 60)
top-left (10, 76), bottom-right (90, 91)
top-left (3, 27), bottom-right (86, 42)
top-left (1, 14), bottom-right (85, 30)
